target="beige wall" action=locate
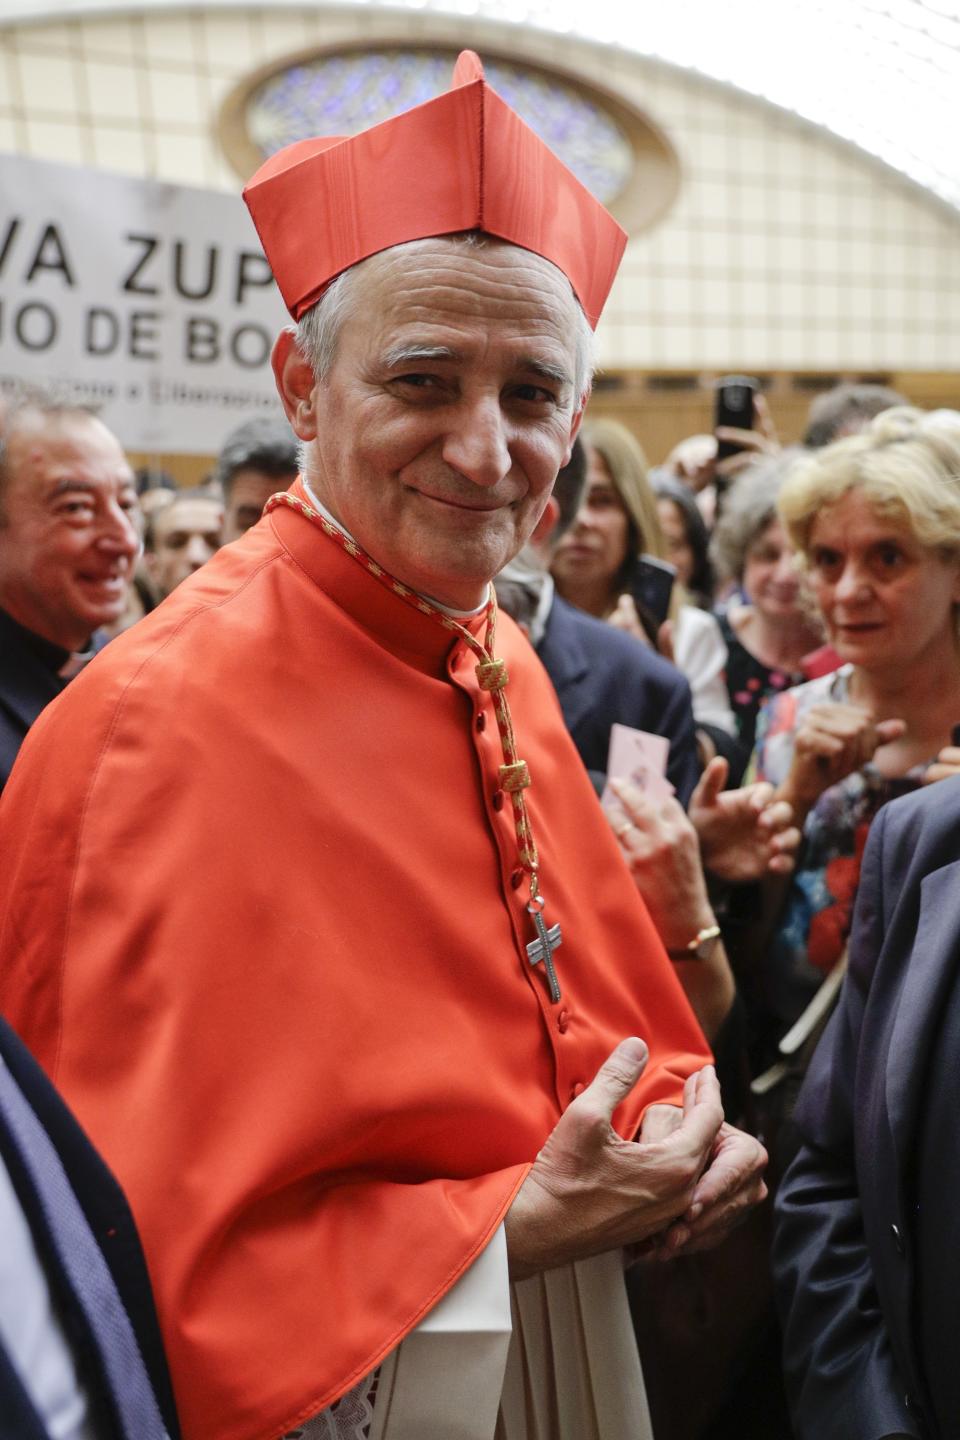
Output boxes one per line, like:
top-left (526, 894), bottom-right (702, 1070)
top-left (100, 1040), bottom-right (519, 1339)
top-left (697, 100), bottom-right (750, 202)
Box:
top-left (2, 5), bottom-right (959, 377)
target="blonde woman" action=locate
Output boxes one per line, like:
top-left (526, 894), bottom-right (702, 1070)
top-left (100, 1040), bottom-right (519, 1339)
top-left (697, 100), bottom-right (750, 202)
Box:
top-left (754, 408), bottom-right (960, 1045)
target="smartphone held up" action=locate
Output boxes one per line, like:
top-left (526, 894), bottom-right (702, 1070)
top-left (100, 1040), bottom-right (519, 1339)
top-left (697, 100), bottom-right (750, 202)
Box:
top-left (714, 375), bottom-right (759, 461)
top-left (627, 553), bottom-right (677, 643)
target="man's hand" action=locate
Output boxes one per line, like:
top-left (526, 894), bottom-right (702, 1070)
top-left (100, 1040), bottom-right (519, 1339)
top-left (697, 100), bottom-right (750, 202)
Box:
top-left (690, 756), bottom-right (800, 882)
top-left (638, 1122), bottom-right (768, 1262)
top-left (669, 434), bottom-right (717, 493)
top-left (923, 744), bottom-right (960, 786)
top-left (780, 704), bottom-right (905, 819)
top-left (608, 598), bottom-right (679, 669)
top-left (715, 392), bottom-right (781, 485)
top-left (605, 778), bottom-right (716, 952)
top-left (505, 1040), bottom-right (725, 1280)
top-left (607, 592), bottom-right (652, 646)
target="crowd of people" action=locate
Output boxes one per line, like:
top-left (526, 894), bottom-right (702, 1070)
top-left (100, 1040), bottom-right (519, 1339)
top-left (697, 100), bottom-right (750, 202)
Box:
top-left (1, 45), bottom-right (959, 1440)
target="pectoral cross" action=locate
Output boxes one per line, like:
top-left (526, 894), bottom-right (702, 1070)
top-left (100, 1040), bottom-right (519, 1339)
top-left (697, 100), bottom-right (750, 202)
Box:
top-left (526, 909), bottom-right (562, 1003)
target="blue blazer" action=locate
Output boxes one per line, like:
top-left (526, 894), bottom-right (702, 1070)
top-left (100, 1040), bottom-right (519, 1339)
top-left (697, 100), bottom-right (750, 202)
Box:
top-left (0, 1018), bottom-right (180, 1439)
top-left (774, 777), bottom-right (960, 1440)
top-left (537, 594), bottom-right (701, 807)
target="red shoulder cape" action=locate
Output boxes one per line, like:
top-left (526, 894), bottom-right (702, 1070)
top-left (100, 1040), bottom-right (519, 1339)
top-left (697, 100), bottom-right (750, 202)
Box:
top-left (0, 486), bottom-right (710, 1440)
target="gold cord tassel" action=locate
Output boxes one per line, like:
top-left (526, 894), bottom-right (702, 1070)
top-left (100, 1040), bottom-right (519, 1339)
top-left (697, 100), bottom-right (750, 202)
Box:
top-left (500, 761), bottom-right (531, 792)
top-left (476, 658), bottom-right (509, 691)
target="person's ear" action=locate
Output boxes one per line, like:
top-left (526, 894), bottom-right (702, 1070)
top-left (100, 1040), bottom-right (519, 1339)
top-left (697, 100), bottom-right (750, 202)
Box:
top-left (272, 330), bottom-right (319, 441)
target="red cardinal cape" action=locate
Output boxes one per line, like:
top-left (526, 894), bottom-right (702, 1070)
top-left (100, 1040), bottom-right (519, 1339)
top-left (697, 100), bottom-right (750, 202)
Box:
top-left (0, 486), bottom-right (710, 1440)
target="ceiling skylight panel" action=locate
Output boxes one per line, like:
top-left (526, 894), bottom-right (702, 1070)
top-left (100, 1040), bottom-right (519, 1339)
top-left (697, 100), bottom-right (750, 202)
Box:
top-left (4, 0), bottom-right (935, 208)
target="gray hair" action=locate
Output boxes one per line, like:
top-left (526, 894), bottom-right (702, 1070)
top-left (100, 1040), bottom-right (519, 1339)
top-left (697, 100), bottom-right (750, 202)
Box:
top-left (710, 450), bottom-right (807, 583)
top-left (213, 416), bottom-right (299, 497)
top-left (295, 232), bottom-right (596, 406)
top-left (803, 382), bottom-right (907, 449)
top-left (0, 393), bottom-right (99, 524)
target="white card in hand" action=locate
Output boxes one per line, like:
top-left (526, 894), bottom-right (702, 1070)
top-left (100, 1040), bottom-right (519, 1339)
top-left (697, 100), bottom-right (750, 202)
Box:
top-left (602, 723), bottom-right (674, 806)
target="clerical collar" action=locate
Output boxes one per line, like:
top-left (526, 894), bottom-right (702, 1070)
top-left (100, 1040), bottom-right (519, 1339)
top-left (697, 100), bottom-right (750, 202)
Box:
top-left (58, 644), bottom-right (98, 680)
top-left (300, 477), bottom-right (488, 620)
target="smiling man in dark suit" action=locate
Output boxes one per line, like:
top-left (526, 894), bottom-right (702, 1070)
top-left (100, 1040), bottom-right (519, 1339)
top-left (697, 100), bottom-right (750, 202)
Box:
top-left (0, 400), bottom-right (140, 791)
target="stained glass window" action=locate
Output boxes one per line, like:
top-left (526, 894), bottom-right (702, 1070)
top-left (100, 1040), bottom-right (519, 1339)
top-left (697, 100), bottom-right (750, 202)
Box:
top-left (244, 0), bottom-right (960, 211)
top-left (247, 50), bottom-right (634, 206)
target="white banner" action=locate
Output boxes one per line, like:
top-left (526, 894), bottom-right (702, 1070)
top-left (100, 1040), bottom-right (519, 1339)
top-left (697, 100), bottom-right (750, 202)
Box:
top-left (0, 152), bottom-right (289, 453)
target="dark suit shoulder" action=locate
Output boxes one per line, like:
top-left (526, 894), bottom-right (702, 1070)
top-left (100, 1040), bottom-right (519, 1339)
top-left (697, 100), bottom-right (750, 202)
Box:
top-left (545, 596), bottom-right (690, 698)
top-left (538, 596), bottom-right (699, 803)
top-left (0, 1019), bottom-right (181, 1437)
top-left (859, 776), bottom-right (960, 936)
top-left (870, 773), bottom-right (960, 860)
top-left (0, 610), bottom-right (66, 791)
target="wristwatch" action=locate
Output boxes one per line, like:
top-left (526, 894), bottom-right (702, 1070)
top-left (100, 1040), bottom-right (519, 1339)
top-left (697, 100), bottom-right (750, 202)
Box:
top-left (666, 924), bottom-right (722, 961)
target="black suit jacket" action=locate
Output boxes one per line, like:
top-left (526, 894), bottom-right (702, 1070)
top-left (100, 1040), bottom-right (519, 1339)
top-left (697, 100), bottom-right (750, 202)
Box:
top-left (0, 1017), bottom-right (180, 1438)
top-left (773, 777), bottom-right (960, 1440)
top-left (0, 608), bottom-right (68, 793)
top-left (537, 594), bottom-right (701, 807)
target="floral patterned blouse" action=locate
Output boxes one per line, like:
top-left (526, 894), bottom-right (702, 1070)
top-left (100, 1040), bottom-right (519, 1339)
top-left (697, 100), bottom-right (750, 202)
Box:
top-left (718, 611), bottom-right (803, 758)
top-left (754, 666), bottom-right (928, 1032)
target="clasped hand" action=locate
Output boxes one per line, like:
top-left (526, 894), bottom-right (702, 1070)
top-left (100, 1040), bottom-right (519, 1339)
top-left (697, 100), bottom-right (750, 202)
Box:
top-left (505, 1039), bottom-right (767, 1280)
top-left (782, 702), bottom-right (905, 816)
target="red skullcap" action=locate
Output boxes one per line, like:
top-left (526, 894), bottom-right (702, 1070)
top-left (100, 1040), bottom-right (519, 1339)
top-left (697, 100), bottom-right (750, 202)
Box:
top-left (243, 50), bottom-right (626, 329)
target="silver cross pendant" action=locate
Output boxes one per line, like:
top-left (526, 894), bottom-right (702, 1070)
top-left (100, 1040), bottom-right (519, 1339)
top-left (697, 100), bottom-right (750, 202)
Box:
top-left (526, 906), bottom-right (562, 1003)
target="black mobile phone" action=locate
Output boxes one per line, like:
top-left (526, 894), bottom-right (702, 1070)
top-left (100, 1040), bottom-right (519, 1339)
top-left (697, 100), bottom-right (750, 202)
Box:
top-left (629, 553), bottom-right (676, 630)
top-left (714, 375), bottom-right (758, 461)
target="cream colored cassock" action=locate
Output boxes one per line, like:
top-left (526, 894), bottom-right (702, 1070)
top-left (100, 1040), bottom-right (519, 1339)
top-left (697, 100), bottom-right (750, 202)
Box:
top-left (295, 1228), bottom-right (652, 1440)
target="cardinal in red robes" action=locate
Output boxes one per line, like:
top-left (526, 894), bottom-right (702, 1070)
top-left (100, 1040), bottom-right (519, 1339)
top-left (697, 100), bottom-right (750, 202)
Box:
top-left (0, 51), bottom-right (765, 1440)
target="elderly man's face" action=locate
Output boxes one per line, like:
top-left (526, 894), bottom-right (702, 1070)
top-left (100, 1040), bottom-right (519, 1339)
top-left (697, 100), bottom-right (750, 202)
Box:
top-left (0, 412), bottom-right (139, 650)
top-left (275, 240), bottom-right (584, 609)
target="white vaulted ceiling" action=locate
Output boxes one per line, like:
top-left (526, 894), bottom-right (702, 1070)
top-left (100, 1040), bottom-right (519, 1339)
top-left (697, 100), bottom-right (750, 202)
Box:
top-left (1, 0), bottom-right (959, 209)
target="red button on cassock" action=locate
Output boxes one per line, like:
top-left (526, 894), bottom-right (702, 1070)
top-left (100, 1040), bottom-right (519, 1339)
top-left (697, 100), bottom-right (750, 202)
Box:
top-left (557, 1008), bottom-right (570, 1033)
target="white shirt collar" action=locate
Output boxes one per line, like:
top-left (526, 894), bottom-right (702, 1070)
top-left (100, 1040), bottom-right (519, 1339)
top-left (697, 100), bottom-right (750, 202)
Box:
top-left (529, 573), bottom-right (555, 649)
